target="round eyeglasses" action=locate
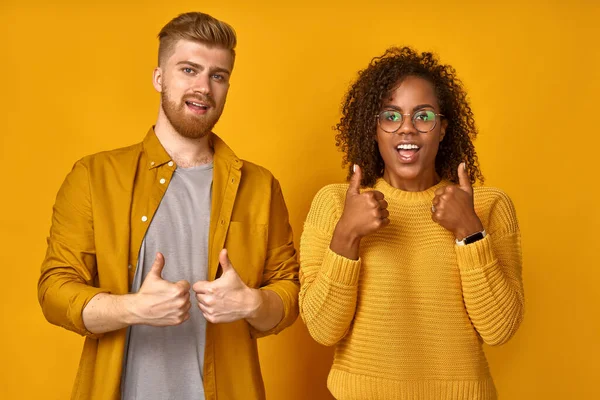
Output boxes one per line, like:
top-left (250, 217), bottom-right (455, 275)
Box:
top-left (376, 109), bottom-right (444, 134)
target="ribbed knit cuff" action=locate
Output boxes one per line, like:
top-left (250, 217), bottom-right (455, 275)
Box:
top-left (455, 235), bottom-right (496, 271)
top-left (321, 248), bottom-right (362, 286)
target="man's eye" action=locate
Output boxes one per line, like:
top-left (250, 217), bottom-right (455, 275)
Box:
top-left (183, 68), bottom-right (194, 74)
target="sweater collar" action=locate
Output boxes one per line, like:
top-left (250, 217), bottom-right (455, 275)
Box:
top-left (374, 178), bottom-right (450, 202)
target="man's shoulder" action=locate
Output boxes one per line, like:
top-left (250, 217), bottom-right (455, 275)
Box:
top-left (239, 159), bottom-right (277, 184)
top-left (77, 141), bottom-right (143, 170)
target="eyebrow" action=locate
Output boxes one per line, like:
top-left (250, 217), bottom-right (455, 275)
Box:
top-left (382, 103), bottom-right (436, 112)
top-left (176, 61), bottom-right (231, 76)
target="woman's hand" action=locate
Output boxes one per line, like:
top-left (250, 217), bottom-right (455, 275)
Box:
top-left (330, 165), bottom-right (390, 259)
top-left (431, 163), bottom-right (483, 240)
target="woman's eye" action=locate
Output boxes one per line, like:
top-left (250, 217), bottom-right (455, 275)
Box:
top-left (385, 112), bottom-right (400, 121)
top-left (415, 111), bottom-right (434, 121)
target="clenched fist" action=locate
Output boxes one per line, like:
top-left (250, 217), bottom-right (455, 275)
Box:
top-left (431, 163), bottom-right (484, 240)
top-left (330, 165), bottom-right (390, 259)
top-left (132, 253), bottom-right (192, 326)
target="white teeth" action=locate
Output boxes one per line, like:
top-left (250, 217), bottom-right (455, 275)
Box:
top-left (190, 102), bottom-right (207, 107)
top-left (397, 144), bottom-right (419, 150)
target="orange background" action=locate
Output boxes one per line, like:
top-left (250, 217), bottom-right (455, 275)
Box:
top-left (1, 1), bottom-right (599, 399)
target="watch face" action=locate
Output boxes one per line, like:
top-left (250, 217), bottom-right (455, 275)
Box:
top-left (464, 232), bottom-right (484, 244)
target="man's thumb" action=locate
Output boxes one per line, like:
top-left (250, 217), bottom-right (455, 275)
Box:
top-left (148, 252), bottom-right (166, 278)
top-left (219, 248), bottom-right (234, 273)
top-left (458, 162), bottom-right (473, 195)
top-left (348, 164), bottom-right (362, 194)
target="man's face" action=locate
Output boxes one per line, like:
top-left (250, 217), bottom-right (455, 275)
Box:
top-left (154, 39), bottom-right (233, 139)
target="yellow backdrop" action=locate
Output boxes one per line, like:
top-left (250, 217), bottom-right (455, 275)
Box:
top-left (1, 0), bottom-right (598, 399)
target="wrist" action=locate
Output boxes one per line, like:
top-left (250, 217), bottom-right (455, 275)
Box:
top-left (122, 293), bottom-right (143, 325)
top-left (333, 219), bottom-right (362, 245)
top-left (454, 219), bottom-right (484, 241)
top-left (244, 288), bottom-right (263, 320)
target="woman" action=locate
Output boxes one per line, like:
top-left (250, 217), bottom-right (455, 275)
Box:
top-left (299, 47), bottom-right (523, 400)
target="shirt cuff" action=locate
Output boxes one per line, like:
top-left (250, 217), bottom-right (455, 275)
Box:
top-left (70, 287), bottom-right (111, 339)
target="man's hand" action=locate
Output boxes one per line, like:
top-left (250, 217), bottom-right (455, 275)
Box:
top-left (82, 252), bottom-right (191, 334)
top-left (130, 252), bottom-right (192, 326)
top-left (431, 162), bottom-right (484, 240)
top-left (193, 249), bottom-right (260, 324)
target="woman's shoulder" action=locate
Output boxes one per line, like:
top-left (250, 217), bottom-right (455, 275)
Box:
top-left (473, 186), bottom-right (519, 234)
top-left (313, 183), bottom-right (350, 199)
top-left (304, 183), bottom-right (349, 230)
top-left (473, 186), bottom-right (515, 208)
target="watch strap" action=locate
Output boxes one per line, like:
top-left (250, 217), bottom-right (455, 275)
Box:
top-left (456, 230), bottom-right (487, 246)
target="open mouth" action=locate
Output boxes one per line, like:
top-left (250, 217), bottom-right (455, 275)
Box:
top-left (396, 143), bottom-right (420, 162)
top-left (185, 100), bottom-right (210, 114)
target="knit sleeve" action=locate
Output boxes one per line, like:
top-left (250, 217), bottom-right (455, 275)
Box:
top-left (299, 185), bottom-right (361, 346)
top-left (456, 189), bottom-right (524, 346)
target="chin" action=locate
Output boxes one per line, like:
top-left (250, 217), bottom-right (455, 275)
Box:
top-left (392, 164), bottom-right (423, 180)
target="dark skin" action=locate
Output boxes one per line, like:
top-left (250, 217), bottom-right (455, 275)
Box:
top-left (331, 77), bottom-right (482, 260)
top-left (330, 165), bottom-right (390, 260)
top-left (432, 162), bottom-right (484, 240)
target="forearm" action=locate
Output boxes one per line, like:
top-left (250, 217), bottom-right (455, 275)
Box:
top-left (457, 235), bottom-right (524, 345)
top-left (245, 289), bottom-right (284, 332)
top-left (330, 221), bottom-right (361, 260)
top-left (82, 292), bottom-right (140, 334)
top-left (300, 245), bottom-right (361, 346)
top-left (38, 271), bottom-right (109, 336)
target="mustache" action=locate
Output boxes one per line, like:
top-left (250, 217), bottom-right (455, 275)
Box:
top-left (183, 94), bottom-right (216, 108)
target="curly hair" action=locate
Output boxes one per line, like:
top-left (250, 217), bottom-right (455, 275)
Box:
top-left (335, 46), bottom-right (484, 187)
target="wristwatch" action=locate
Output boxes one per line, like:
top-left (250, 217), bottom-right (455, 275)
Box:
top-left (455, 230), bottom-right (486, 246)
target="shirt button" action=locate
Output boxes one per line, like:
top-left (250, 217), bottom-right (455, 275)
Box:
top-left (220, 219), bottom-right (225, 225)
top-left (141, 216), bottom-right (148, 222)
top-left (159, 178), bottom-right (166, 184)
top-left (168, 161), bottom-right (174, 167)
top-left (128, 264), bottom-right (132, 270)
top-left (150, 161), bottom-right (155, 166)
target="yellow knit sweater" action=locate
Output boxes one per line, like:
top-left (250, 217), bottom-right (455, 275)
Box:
top-left (299, 178), bottom-right (524, 400)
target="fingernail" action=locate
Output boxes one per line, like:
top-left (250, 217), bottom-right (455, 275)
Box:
top-left (462, 162), bottom-right (466, 171)
top-left (353, 164), bottom-right (357, 173)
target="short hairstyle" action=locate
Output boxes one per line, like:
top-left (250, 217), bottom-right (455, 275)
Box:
top-left (157, 12), bottom-right (237, 66)
top-left (335, 46), bottom-right (484, 187)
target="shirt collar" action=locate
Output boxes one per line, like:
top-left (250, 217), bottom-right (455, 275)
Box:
top-left (142, 127), bottom-right (172, 170)
top-left (142, 127), bottom-right (243, 171)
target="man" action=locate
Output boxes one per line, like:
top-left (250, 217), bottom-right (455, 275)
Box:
top-left (38, 12), bottom-right (299, 400)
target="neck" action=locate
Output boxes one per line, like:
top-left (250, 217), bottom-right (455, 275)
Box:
top-left (154, 110), bottom-right (214, 168)
top-left (383, 168), bottom-right (441, 192)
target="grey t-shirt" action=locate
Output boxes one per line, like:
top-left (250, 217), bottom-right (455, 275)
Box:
top-left (121, 163), bottom-right (213, 400)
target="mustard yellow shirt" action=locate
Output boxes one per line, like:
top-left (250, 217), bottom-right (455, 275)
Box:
top-left (38, 128), bottom-right (299, 400)
top-left (299, 179), bottom-right (524, 400)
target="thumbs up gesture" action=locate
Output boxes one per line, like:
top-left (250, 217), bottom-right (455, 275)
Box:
top-left (330, 165), bottom-right (390, 259)
top-left (134, 252), bottom-right (192, 326)
top-left (192, 249), bottom-right (259, 324)
top-left (431, 163), bottom-right (484, 240)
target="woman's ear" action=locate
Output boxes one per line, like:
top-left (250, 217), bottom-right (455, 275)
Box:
top-left (440, 118), bottom-right (448, 141)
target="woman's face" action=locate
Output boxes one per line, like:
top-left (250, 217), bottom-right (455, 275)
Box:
top-left (376, 75), bottom-right (447, 191)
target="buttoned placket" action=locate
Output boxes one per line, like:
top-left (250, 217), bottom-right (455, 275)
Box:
top-left (128, 159), bottom-right (176, 283)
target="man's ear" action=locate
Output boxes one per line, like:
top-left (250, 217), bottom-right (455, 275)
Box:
top-left (152, 67), bottom-right (163, 93)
